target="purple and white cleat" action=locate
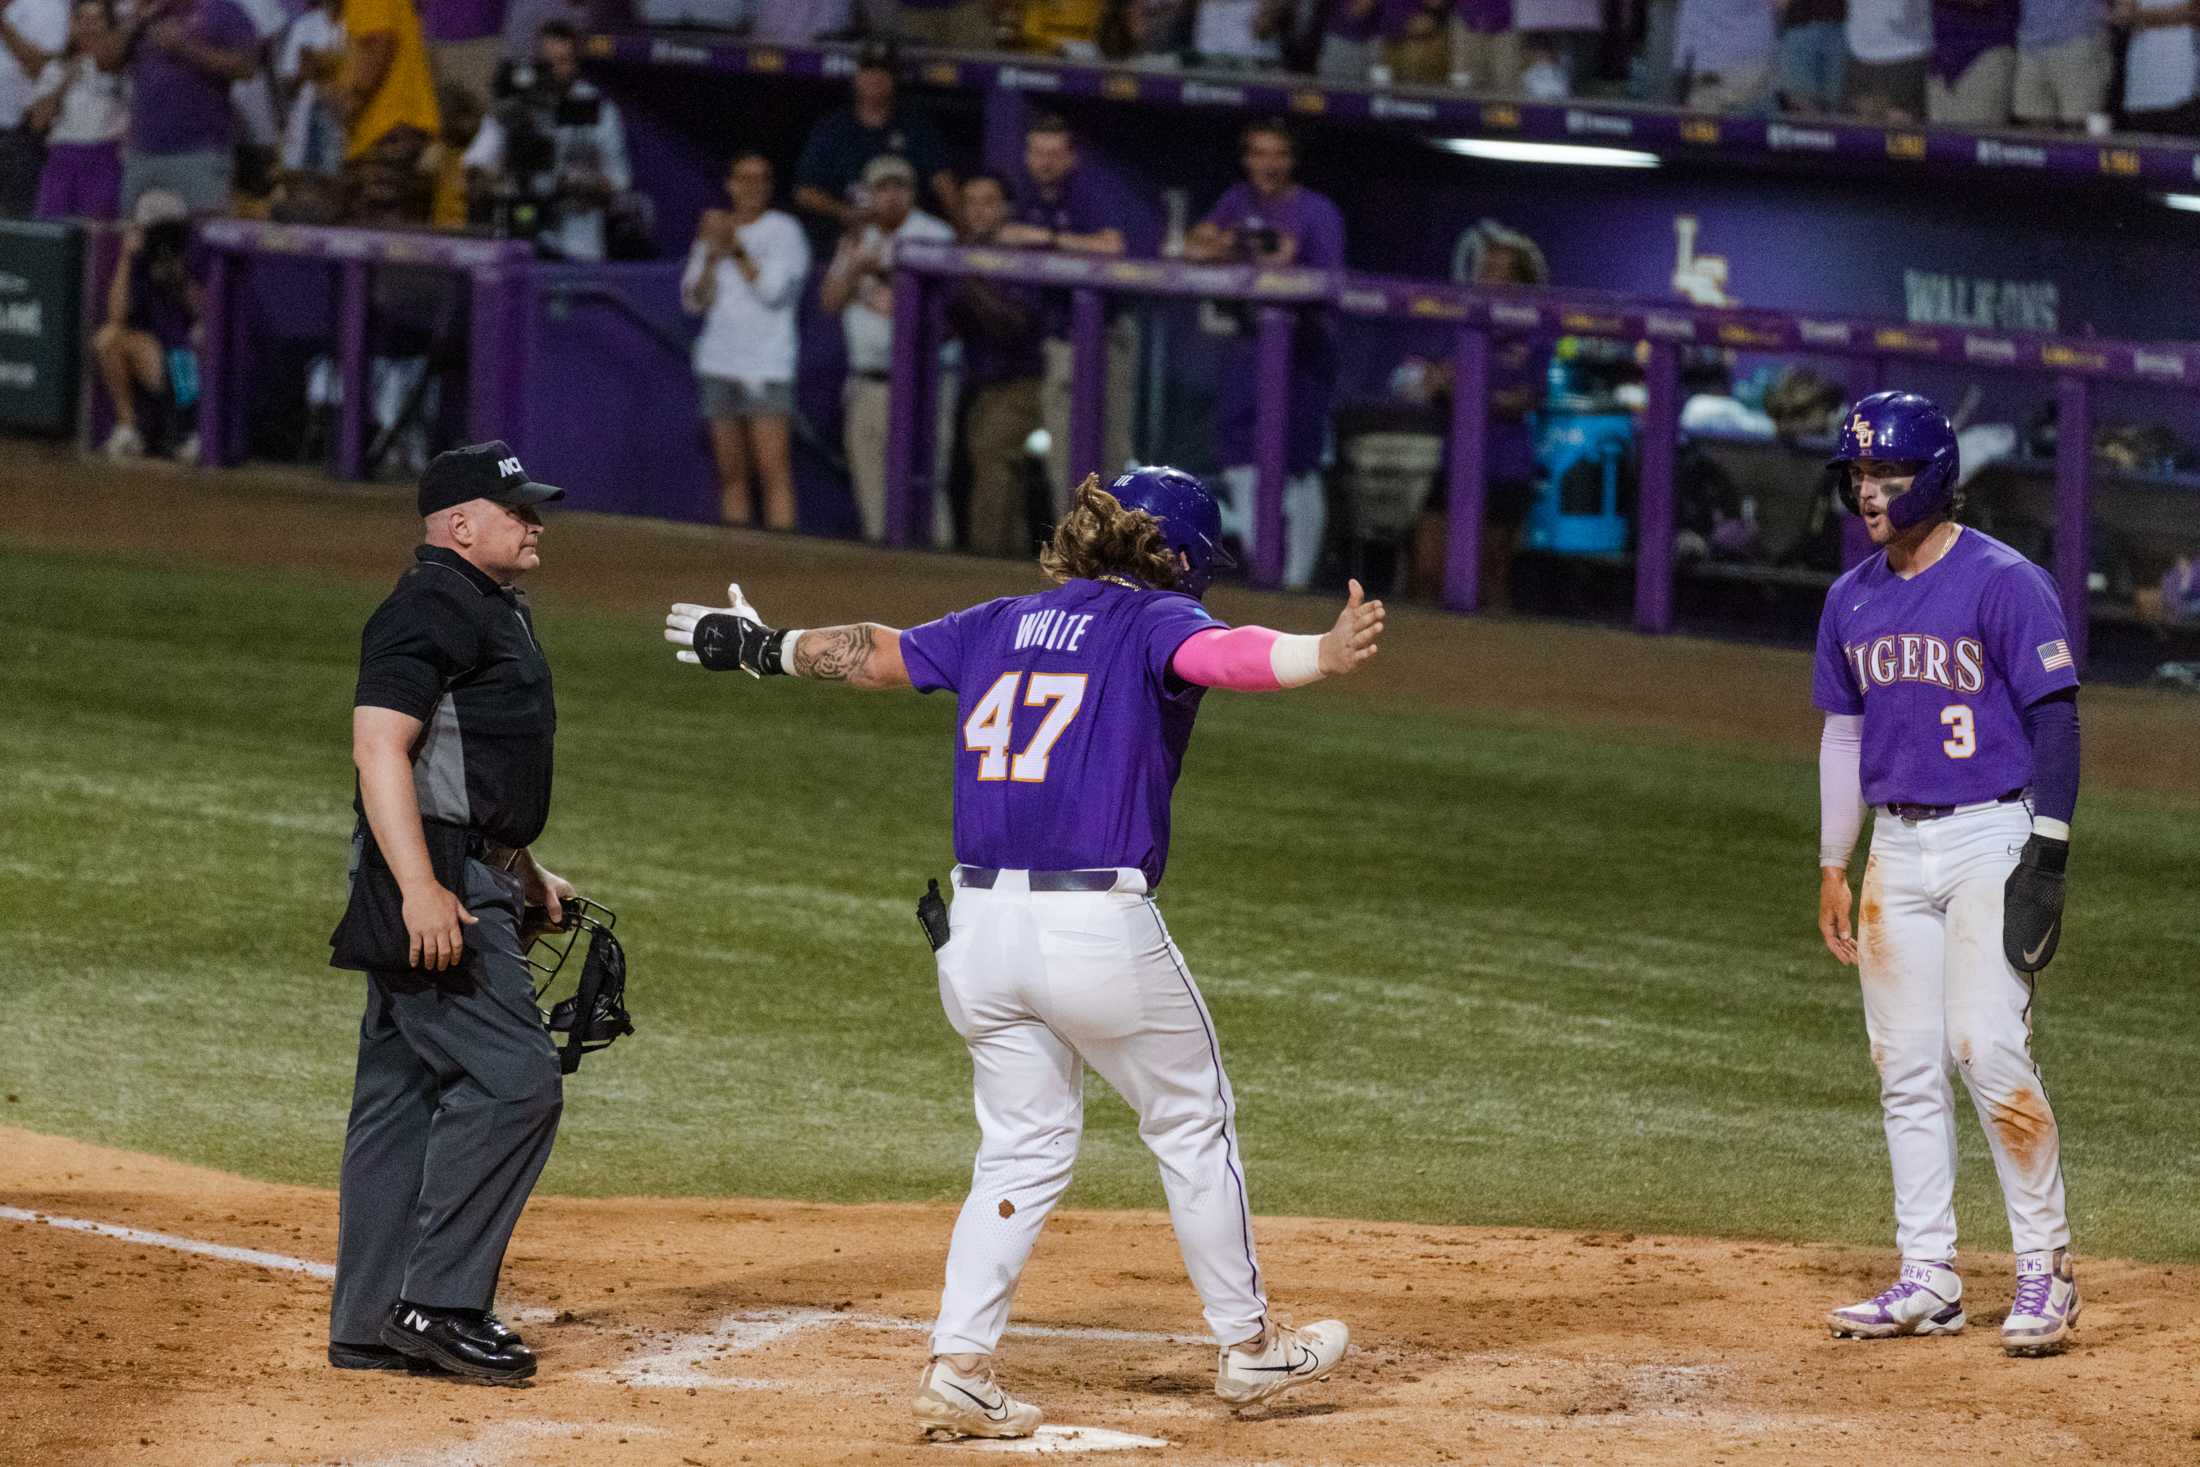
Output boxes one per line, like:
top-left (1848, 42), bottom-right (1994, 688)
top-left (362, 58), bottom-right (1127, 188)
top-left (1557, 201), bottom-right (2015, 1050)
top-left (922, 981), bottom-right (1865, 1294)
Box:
top-left (1827, 1260), bottom-right (1965, 1339)
top-left (2002, 1248), bottom-right (2080, 1357)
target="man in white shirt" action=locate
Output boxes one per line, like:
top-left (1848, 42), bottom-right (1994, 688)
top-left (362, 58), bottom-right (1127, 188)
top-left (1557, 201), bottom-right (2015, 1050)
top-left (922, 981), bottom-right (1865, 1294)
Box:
top-left (681, 151), bottom-right (811, 530)
top-left (0, 0), bottom-right (72, 213)
top-left (2115, 0), bottom-right (2200, 133)
top-left (820, 150), bottom-right (954, 545)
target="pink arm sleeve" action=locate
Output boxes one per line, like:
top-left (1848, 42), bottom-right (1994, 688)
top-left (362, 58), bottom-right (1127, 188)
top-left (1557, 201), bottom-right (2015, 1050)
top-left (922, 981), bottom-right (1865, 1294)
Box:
top-left (1170, 625), bottom-right (1284, 691)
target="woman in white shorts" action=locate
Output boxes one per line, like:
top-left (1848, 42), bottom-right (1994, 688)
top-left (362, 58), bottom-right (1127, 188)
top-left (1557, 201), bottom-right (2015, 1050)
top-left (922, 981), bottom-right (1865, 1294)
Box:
top-left (682, 152), bottom-right (810, 528)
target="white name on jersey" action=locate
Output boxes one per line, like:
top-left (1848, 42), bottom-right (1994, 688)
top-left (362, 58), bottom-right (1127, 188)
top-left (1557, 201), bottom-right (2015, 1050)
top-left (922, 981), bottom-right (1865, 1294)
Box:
top-left (1013, 610), bottom-right (1095, 655)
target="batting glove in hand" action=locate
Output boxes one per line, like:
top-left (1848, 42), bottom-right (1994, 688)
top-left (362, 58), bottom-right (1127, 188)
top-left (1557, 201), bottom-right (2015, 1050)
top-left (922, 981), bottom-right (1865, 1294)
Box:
top-left (665, 582), bottom-right (787, 677)
top-left (2003, 834), bottom-right (2068, 974)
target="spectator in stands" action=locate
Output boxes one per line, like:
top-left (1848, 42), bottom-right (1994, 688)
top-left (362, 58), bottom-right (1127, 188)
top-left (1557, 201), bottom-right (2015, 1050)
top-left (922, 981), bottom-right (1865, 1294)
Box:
top-left (2114, 0), bottom-right (2200, 133)
top-left (682, 152), bottom-right (810, 529)
top-left (337, 0), bottom-right (439, 157)
top-left (1097, 0), bottom-right (1192, 59)
top-left (98, 0), bottom-right (260, 213)
top-left (1843, 0), bottom-right (1930, 118)
top-left (1382, 0), bottom-right (1450, 83)
top-left (1184, 117), bottom-right (1343, 590)
top-left (1315, 0), bottom-right (1378, 80)
top-left (995, 113), bottom-right (1132, 512)
top-left (1928, 0), bottom-right (2016, 122)
top-left (2011, 0), bottom-right (2109, 126)
top-left (95, 189), bottom-right (201, 459)
top-left (0, 0), bottom-right (69, 215)
top-left (1513, 0), bottom-right (1600, 95)
top-left (463, 19), bottom-right (630, 259)
top-left (819, 151), bottom-right (954, 542)
top-left (895, 0), bottom-right (991, 48)
top-left (793, 38), bottom-right (955, 233)
top-left (1675, 0), bottom-right (1775, 106)
top-left (1776, 0), bottom-right (1847, 112)
top-left (421, 0), bottom-right (503, 103)
top-left (1451, 0), bottom-right (1521, 92)
top-left (29, 0), bottom-right (126, 219)
top-left (420, 77), bottom-right (479, 224)
top-left (1190, 0), bottom-right (1291, 66)
top-left (1014, 0), bottom-right (1105, 54)
top-left (945, 171), bottom-right (1045, 556)
top-left (276, 0), bottom-right (345, 174)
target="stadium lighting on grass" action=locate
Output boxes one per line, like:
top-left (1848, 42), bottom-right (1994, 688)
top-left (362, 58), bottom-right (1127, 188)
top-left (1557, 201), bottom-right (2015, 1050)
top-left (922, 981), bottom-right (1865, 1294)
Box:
top-left (2160, 193), bottom-right (2200, 212)
top-left (1436, 138), bottom-right (1661, 169)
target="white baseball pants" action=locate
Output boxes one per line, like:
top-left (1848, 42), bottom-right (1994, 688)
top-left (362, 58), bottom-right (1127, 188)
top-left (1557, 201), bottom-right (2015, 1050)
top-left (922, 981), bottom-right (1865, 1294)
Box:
top-left (1857, 799), bottom-right (2070, 1262)
top-left (929, 868), bottom-right (1268, 1357)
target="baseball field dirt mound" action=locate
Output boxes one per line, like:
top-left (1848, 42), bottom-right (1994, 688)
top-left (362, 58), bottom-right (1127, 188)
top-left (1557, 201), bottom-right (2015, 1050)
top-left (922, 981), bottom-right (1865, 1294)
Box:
top-left (5, 1129), bottom-right (2197, 1466)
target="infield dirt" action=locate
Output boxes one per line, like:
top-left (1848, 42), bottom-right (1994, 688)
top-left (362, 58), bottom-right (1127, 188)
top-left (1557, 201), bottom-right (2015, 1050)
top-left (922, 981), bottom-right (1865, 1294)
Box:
top-left (7, 1128), bottom-right (2200, 1466)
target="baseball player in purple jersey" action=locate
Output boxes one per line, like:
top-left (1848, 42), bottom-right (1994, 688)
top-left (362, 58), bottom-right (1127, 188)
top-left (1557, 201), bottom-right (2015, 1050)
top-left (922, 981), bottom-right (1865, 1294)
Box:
top-left (1811, 392), bottom-right (2082, 1357)
top-left (663, 468), bottom-right (1380, 1438)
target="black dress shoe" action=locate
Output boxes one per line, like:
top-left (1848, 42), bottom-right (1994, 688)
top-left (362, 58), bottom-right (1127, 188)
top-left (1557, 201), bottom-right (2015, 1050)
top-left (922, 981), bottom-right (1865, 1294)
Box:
top-left (379, 1302), bottom-right (537, 1384)
top-left (479, 1312), bottom-right (526, 1350)
top-left (329, 1341), bottom-right (441, 1373)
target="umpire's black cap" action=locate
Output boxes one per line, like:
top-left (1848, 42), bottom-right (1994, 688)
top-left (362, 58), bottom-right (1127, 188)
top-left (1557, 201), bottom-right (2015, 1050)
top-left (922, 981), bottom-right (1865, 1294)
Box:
top-left (418, 440), bottom-right (568, 518)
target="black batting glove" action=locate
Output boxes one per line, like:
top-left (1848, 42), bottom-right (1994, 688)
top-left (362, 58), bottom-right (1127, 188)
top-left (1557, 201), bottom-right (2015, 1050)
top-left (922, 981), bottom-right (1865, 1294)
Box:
top-left (2003, 834), bottom-right (2068, 974)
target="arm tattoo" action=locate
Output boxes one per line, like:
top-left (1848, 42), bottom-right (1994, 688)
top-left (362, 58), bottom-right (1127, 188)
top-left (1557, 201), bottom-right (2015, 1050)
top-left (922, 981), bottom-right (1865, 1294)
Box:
top-left (792, 623), bottom-right (874, 682)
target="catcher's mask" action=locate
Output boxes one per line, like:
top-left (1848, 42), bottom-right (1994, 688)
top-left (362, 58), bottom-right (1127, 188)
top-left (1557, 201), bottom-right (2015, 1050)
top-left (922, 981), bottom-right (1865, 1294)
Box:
top-left (525, 897), bottom-right (633, 1074)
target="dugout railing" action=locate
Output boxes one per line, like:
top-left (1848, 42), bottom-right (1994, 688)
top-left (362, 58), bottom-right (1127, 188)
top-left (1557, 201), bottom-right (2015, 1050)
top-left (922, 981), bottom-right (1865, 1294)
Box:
top-left (887, 241), bottom-right (2200, 670)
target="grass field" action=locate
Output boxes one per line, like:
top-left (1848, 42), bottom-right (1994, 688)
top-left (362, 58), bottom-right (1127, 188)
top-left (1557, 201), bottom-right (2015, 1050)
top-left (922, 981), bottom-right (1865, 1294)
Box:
top-left (5, 518), bottom-right (2200, 1266)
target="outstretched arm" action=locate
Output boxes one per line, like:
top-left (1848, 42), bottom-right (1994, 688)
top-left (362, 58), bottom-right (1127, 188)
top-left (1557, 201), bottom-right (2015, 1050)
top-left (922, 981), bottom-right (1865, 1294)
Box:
top-left (665, 583), bottom-right (910, 690)
top-left (1170, 579), bottom-right (1385, 691)
top-left (1816, 711), bottom-right (1864, 966)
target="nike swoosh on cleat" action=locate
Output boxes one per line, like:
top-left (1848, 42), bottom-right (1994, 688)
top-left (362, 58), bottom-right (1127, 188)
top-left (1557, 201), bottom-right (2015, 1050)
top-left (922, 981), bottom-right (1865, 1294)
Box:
top-left (946, 1381), bottom-right (1009, 1421)
top-left (2022, 925), bottom-right (2057, 965)
top-left (1243, 1347), bottom-right (1319, 1375)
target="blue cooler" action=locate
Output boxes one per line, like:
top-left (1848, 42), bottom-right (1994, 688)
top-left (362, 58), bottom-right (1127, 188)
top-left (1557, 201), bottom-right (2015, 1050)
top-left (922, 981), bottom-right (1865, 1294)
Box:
top-left (1525, 412), bottom-right (1632, 555)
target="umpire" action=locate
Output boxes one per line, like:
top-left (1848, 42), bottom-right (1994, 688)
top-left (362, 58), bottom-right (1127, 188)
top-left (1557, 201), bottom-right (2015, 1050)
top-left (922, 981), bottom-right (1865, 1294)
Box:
top-left (327, 441), bottom-right (574, 1385)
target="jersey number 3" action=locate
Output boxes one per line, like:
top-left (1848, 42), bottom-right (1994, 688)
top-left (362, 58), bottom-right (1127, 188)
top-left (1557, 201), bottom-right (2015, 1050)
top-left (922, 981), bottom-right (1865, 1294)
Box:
top-left (1940, 704), bottom-right (1977, 759)
top-left (965, 672), bottom-right (1089, 782)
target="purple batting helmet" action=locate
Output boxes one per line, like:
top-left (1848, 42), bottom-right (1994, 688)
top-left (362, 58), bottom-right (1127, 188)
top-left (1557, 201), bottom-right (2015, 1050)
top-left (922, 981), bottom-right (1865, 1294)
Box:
top-left (1108, 465), bottom-right (1236, 598)
top-left (1828, 390), bottom-right (1961, 532)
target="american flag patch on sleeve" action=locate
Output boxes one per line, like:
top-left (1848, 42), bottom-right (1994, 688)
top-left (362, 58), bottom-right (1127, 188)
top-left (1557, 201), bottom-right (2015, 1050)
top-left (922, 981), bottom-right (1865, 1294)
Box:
top-left (2037, 640), bottom-right (2073, 672)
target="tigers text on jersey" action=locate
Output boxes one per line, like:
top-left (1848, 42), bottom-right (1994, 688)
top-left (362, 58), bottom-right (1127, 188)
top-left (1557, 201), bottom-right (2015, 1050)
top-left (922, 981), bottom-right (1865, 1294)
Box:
top-left (1812, 527), bottom-right (2077, 808)
top-left (898, 578), bottom-right (1223, 886)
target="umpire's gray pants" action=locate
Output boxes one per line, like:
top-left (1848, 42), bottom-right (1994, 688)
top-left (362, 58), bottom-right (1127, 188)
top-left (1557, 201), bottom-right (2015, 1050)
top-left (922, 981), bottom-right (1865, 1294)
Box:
top-left (329, 859), bottom-right (563, 1346)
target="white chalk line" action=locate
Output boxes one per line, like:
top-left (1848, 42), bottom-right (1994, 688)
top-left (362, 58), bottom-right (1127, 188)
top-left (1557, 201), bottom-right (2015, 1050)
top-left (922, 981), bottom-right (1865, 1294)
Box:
top-left (968, 1425), bottom-right (1168, 1454)
top-left (2, 1204), bottom-right (1199, 1371)
top-left (590, 1307), bottom-right (1204, 1390)
top-left (0, 1205), bottom-right (562, 1322)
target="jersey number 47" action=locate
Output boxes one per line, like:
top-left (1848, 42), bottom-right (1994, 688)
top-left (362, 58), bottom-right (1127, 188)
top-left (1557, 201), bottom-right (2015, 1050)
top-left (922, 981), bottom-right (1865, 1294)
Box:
top-left (965, 672), bottom-right (1089, 783)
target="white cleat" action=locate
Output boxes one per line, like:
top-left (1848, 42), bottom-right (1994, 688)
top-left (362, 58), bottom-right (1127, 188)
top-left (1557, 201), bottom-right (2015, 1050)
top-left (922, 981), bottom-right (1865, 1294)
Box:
top-left (2002, 1248), bottom-right (2080, 1357)
top-left (1827, 1260), bottom-right (1966, 1339)
top-left (1215, 1317), bottom-right (1350, 1407)
top-left (101, 423), bottom-right (145, 460)
top-left (912, 1357), bottom-right (1044, 1439)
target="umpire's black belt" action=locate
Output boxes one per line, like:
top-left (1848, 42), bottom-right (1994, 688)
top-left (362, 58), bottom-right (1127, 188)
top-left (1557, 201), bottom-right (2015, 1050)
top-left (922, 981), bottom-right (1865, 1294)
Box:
top-left (1883, 789), bottom-right (2026, 824)
top-left (466, 831), bottom-right (524, 871)
top-left (954, 865), bottom-right (1122, 893)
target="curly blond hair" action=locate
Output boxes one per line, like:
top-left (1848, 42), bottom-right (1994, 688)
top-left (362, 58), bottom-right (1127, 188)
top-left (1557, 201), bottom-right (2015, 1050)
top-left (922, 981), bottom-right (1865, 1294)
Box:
top-left (1038, 474), bottom-right (1182, 590)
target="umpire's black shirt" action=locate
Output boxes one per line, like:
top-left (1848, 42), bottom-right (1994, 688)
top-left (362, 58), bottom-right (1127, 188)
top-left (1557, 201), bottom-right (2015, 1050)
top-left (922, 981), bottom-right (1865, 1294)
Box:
top-left (353, 546), bottom-right (557, 849)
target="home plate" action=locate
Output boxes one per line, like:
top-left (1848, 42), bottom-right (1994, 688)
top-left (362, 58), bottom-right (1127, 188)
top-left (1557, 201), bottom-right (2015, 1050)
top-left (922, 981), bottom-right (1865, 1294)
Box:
top-left (963, 1426), bottom-right (1169, 1454)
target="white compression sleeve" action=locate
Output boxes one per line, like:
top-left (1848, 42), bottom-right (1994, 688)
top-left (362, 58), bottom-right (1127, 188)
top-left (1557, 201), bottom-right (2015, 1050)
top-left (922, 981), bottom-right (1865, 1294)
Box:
top-left (1819, 713), bottom-right (1865, 869)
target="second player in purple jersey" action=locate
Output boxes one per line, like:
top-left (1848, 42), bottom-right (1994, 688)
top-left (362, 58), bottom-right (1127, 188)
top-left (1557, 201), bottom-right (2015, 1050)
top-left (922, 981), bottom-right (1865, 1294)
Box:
top-left (1812, 392), bottom-right (2083, 1359)
top-left (663, 467), bottom-right (1383, 1440)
